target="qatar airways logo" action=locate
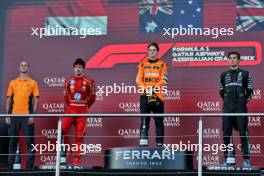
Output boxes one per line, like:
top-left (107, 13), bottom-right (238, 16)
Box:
top-left (40, 155), bottom-right (56, 165)
top-left (42, 103), bottom-right (65, 113)
top-left (198, 128), bottom-right (220, 139)
top-left (237, 144), bottom-right (261, 154)
top-left (118, 128), bottom-right (140, 139)
top-left (248, 116), bottom-right (261, 127)
top-left (43, 77), bottom-right (65, 87)
top-left (197, 101), bottom-right (220, 112)
top-left (252, 89), bottom-right (261, 100)
top-left (163, 117), bottom-right (180, 127)
top-left (196, 155), bottom-right (220, 166)
top-left (42, 129), bottom-right (58, 139)
top-left (87, 118), bottom-right (103, 127)
top-left (96, 84), bottom-right (105, 101)
top-left (96, 91), bottom-right (104, 101)
top-left (165, 90), bottom-right (181, 100)
top-left (119, 102), bottom-right (140, 112)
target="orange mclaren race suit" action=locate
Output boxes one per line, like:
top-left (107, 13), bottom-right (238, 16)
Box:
top-left (136, 58), bottom-right (168, 146)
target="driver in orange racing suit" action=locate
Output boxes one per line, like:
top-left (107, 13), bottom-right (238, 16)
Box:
top-left (136, 42), bottom-right (168, 147)
top-left (62, 58), bottom-right (96, 166)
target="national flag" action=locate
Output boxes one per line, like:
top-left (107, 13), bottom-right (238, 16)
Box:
top-left (236, 0), bottom-right (264, 32)
top-left (139, 0), bottom-right (203, 33)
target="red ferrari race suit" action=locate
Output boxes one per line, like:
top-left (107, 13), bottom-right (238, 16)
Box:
top-left (62, 75), bottom-right (96, 164)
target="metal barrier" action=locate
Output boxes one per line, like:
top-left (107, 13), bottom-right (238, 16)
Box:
top-left (1, 113), bottom-right (264, 176)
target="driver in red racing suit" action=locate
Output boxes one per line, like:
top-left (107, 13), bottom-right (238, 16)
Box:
top-left (62, 58), bottom-right (96, 166)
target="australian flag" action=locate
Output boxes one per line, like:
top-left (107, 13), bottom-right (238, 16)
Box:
top-left (236, 0), bottom-right (264, 32)
top-left (139, 0), bottom-right (203, 33)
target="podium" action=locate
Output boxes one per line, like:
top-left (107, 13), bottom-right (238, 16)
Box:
top-left (104, 147), bottom-right (193, 170)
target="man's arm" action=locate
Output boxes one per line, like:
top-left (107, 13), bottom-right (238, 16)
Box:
top-left (245, 72), bottom-right (253, 102)
top-left (28, 96), bottom-right (39, 125)
top-left (28, 81), bottom-right (40, 124)
top-left (5, 81), bottom-right (13, 125)
top-left (32, 97), bottom-right (39, 114)
top-left (88, 80), bottom-right (96, 108)
top-left (219, 73), bottom-right (225, 99)
top-left (136, 63), bottom-right (146, 89)
top-left (64, 80), bottom-right (70, 105)
top-left (6, 96), bottom-right (12, 114)
top-left (5, 96), bottom-right (12, 125)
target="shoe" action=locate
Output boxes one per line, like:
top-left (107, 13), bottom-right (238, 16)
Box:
top-left (243, 159), bottom-right (251, 167)
top-left (226, 157), bottom-right (236, 165)
top-left (13, 163), bottom-right (21, 170)
top-left (221, 158), bottom-right (236, 166)
top-left (60, 151), bottom-right (67, 165)
top-left (140, 123), bottom-right (148, 146)
top-left (73, 157), bottom-right (80, 166)
top-left (139, 139), bottom-right (148, 146)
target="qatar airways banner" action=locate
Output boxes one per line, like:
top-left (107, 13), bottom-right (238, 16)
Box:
top-left (1, 0), bottom-right (264, 169)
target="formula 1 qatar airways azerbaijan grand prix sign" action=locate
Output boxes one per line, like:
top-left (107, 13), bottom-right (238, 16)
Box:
top-left (85, 42), bottom-right (262, 68)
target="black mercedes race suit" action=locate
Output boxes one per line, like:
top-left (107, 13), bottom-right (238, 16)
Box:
top-left (219, 68), bottom-right (253, 160)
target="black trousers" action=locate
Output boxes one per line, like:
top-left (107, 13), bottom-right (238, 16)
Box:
top-left (140, 95), bottom-right (164, 144)
top-left (223, 115), bottom-right (249, 159)
top-left (223, 100), bottom-right (250, 160)
top-left (8, 117), bottom-right (35, 169)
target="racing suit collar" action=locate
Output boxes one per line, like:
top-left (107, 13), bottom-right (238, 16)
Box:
top-left (229, 67), bottom-right (240, 73)
top-left (148, 58), bottom-right (159, 63)
top-left (74, 75), bottom-right (84, 79)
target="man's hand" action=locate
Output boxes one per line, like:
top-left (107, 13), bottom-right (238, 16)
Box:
top-left (145, 86), bottom-right (153, 96)
top-left (5, 117), bottom-right (11, 125)
top-left (28, 117), bottom-right (34, 125)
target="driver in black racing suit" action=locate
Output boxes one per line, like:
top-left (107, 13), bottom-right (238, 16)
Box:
top-left (219, 51), bottom-right (253, 167)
